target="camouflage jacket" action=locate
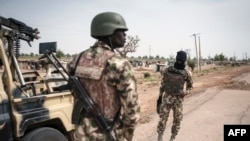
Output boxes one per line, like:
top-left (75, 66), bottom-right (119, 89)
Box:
top-left (68, 41), bottom-right (140, 141)
top-left (159, 66), bottom-right (193, 97)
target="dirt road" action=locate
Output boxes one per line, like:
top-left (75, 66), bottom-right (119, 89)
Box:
top-left (133, 64), bottom-right (250, 141)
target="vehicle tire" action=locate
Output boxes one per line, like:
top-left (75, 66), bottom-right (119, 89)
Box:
top-left (21, 127), bottom-right (67, 141)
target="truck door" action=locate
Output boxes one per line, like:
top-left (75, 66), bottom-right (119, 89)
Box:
top-left (0, 97), bottom-right (13, 141)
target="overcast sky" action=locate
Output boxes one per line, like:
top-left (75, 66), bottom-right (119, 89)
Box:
top-left (0, 0), bottom-right (249, 60)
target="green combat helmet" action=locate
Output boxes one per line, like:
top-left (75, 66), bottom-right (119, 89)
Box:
top-left (91, 12), bottom-right (128, 38)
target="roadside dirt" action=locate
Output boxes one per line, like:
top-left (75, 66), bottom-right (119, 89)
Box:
top-left (20, 63), bottom-right (250, 125)
top-left (135, 64), bottom-right (250, 124)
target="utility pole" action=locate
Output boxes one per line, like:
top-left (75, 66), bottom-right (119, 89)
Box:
top-left (149, 45), bottom-right (151, 59)
top-left (247, 52), bottom-right (248, 61)
top-left (245, 52), bottom-right (248, 63)
top-left (198, 35), bottom-right (202, 72)
top-left (191, 33), bottom-right (200, 72)
top-left (234, 52), bottom-right (236, 61)
top-left (185, 48), bottom-right (191, 59)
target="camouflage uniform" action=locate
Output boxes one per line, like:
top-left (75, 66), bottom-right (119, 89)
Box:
top-left (157, 66), bottom-right (193, 139)
top-left (68, 41), bottom-right (140, 141)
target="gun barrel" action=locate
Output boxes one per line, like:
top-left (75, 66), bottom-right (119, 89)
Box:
top-left (0, 16), bottom-right (10, 26)
top-left (0, 16), bottom-right (40, 41)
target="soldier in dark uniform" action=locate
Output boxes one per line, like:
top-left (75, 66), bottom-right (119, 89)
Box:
top-left (68, 12), bottom-right (140, 141)
top-left (156, 51), bottom-right (193, 141)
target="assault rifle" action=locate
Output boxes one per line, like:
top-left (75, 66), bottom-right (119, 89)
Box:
top-left (39, 42), bottom-right (116, 141)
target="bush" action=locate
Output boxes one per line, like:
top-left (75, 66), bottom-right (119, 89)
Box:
top-left (143, 72), bottom-right (151, 78)
top-left (187, 60), bottom-right (195, 71)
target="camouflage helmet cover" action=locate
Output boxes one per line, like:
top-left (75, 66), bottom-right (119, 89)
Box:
top-left (91, 12), bottom-right (128, 38)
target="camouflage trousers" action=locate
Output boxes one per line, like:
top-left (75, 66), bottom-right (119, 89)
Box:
top-left (73, 116), bottom-right (133, 141)
top-left (157, 94), bottom-right (184, 137)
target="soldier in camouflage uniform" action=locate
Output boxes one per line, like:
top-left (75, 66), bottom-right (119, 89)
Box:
top-left (68, 12), bottom-right (140, 141)
top-left (156, 51), bottom-right (193, 141)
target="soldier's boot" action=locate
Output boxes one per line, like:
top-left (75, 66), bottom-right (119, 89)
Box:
top-left (157, 133), bottom-right (163, 141)
top-left (169, 135), bottom-right (175, 141)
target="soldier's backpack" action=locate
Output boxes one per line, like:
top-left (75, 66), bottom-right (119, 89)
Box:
top-left (163, 68), bottom-right (186, 95)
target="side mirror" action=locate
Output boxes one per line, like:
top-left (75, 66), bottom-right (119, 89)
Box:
top-left (39, 42), bottom-right (57, 54)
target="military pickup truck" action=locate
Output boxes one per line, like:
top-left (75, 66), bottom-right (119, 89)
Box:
top-left (0, 16), bottom-right (75, 141)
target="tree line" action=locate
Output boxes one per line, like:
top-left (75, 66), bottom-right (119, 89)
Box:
top-left (20, 35), bottom-right (248, 62)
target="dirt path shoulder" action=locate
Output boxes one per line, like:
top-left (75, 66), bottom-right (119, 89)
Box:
top-left (133, 64), bottom-right (250, 141)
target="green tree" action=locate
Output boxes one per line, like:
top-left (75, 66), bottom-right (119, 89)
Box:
top-left (214, 53), bottom-right (227, 61)
top-left (187, 59), bottom-right (195, 71)
top-left (155, 55), bottom-right (160, 59)
top-left (66, 53), bottom-right (71, 58)
top-left (30, 52), bottom-right (34, 57)
top-left (56, 49), bottom-right (65, 59)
